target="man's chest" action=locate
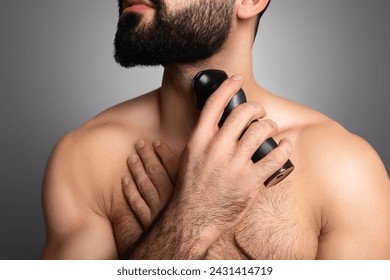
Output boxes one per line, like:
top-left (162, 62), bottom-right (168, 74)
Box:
top-left (111, 178), bottom-right (320, 259)
top-left (205, 181), bottom-right (320, 259)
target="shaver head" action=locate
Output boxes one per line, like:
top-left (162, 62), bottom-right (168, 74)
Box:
top-left (192, 69), bottom-right (247, 125)
top-left (192, 69), bottom-right (229, 109)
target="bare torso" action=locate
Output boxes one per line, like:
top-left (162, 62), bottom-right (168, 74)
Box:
top-left (42, 87), bottom-right (390, 260)
top-left (94, 89), bottom-right (324, 259)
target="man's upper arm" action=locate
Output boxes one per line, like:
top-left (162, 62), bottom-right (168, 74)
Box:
top-left (315, 132), bottom-right (390, 259)
top-left (42, 132), bottom-right (118, 259)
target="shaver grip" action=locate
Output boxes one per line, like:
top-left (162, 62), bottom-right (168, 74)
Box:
top-left (192, 69), bottom-right (294, 187)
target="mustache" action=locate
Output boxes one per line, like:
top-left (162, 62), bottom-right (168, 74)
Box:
top-left (117, 0), bottom-right (162, 15)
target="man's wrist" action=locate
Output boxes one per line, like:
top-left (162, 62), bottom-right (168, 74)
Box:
top-left (163, 198), bottom-right (224, 259)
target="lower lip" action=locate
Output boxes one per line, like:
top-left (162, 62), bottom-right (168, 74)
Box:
top-left (123, 4), bottom-right (152, 13)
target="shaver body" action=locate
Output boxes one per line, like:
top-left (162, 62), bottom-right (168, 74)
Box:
top-left (192, 69), bottom-right (294, 187)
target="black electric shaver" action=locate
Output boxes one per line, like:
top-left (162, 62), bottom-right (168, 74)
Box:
top-left (192, 69), bottom-right (294, 187)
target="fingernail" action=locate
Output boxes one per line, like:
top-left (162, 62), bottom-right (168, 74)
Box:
top-left (122, 177), bottom-right (130, 186)
top-left (231, 74), bottom-right (242, 81)
top-left (136, 140), bottom-right (145, 149)
top-left (153, 139), bottom-right (161, 148)
top-left (128, 154), bottom-right (138, 164)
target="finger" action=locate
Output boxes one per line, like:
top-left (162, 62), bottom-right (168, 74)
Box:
top-left (191, 74), bottom-right (244, 145)
top-left (127, 154), bottom-right (161, 214)
top-left (122, 176), bottom-right (151, 230)
top-left (236, 119), bottom-right (279, 162)
top-left (135, 140), bottom-right (173, 204)
top-left (152, 139), bottom-right (179, 183)
top-left (218, 102), bottom-right (266, 144)
top-left (253, 138), bottom-right (293, 184)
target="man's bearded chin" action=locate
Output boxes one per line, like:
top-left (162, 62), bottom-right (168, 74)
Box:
top-left (113, 1), bottom-right (234, 68)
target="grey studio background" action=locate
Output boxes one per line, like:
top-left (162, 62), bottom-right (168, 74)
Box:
top-left (0, 0), bottom-right (389, 259)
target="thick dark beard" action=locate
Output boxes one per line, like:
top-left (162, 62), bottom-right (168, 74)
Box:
top-left (114, 0), bottom-right (235, 68)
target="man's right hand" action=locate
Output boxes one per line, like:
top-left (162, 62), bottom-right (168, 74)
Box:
top-left (169, 74), bottom-right (293, 244)
top-left (123, 74), bottom-right (293, 259)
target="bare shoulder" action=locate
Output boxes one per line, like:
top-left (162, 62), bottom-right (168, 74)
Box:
top-left (270, 95), bottom-right (389, 186)
top-left (43, 89), bottom-right (160, 215)
top-left (294, 110), bottom-right (389, 191)
top-left (44, 120), bottom-right (132, 211)
top-left (276, 97), bottom-right (390, 258)
top-left (42, 90), bottom-right (160, 258)
top-left (43, 93), bottom-right (155, 224)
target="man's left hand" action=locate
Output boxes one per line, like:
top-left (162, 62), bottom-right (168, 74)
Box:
top-left (122, 139), bottom-right (178, 229)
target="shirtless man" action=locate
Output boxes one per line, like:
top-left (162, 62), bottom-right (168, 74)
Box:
top-left (42, 0), bottom-right (390, 259)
